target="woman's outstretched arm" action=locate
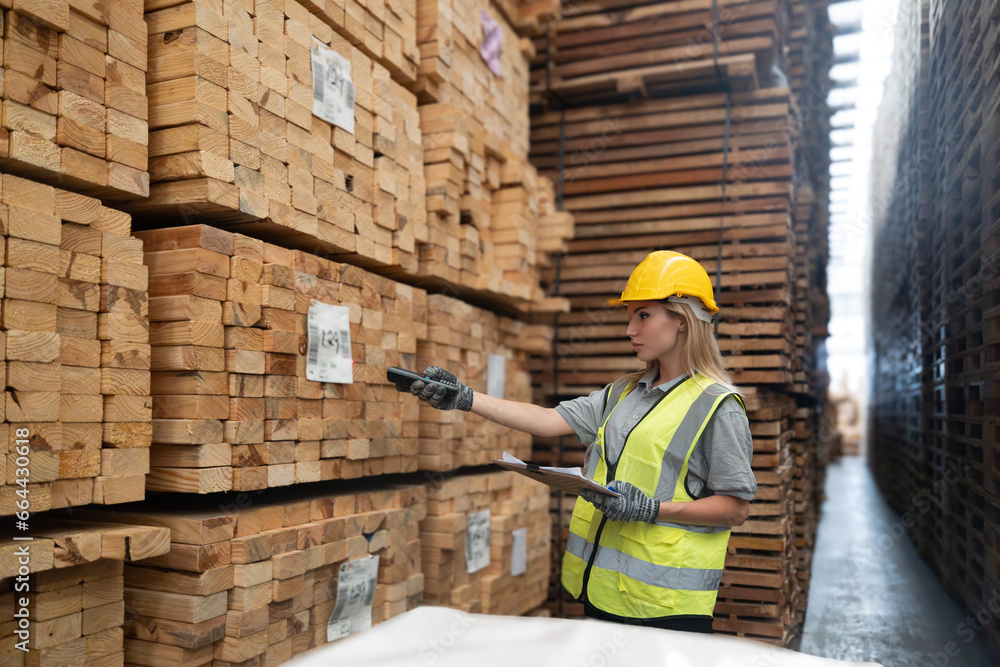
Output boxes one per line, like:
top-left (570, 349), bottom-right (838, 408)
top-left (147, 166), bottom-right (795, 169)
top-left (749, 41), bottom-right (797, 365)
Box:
top-left (469, 391), bottom-right (576, 438)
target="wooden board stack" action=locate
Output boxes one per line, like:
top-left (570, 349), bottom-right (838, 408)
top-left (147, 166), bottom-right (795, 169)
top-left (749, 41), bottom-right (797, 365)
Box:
top-left (0, 520), bottom-right (169, 663)
top-left (526, 5), bottom-right (835, 642)
top-left (530, 88), bottom-right (798, 396)
top-left (133, 224), bottom-right (428, 494)
top-left (420, 471), bottom-right (549, 615)
top-left (128, 0), bottom-right (426, 274)
top-left (529, 0), bottom-right (787, 105)
top-left (0, 0), bottom-right (149, 199)
top-left (300, 0), bottom-right (420, 85)
top-left (0, 173), bottom-right (151, 516)
top-left (416, 294), bottom-right (538, 471)
top-left (714, 387), bottom-right (800, 646)
top-left (492, 0), bottom-right (561, 37)
top-left (73, 483), bottom-right (425, 666)
top-left (412, 0), bottom-right (550, 305)
top-left (533, 174), bottom-right (574, 265)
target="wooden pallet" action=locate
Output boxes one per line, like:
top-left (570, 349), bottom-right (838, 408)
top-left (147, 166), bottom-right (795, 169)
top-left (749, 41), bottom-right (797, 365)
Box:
top-left (420, 470), bottom-right (550, 616)
top-left (0, 173), bottom-right (151, 516)
top-left (0, 0), bottom-right (149, 199)
top-left (134, 224), bottom-right (428, 493)
top-left (73, 483), bottom-right (426, 667)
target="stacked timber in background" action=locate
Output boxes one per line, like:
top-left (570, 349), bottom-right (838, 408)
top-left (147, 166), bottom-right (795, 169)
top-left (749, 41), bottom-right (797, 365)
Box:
top-left (492, 0), bottom-right (561, 37)
top-left (527, 0), bottom-right (834, 647)
top-left (416, 294), bottom-right (547, 471)
top-left (783, 0), bottom-right (833, 627)
top-left (420, 471), bottom-right (549, 615)
top-left (871, 0), bottom-right (1000, 656)
top-left (71, 483), bottom-right (426, 666)
top-left (129, 0), bottom-right (427, 274)
top-left (0, 0), bottom-right (149, 199)
top-left (0, 520), bottom-right (169, 662)
top-left (133, 224), bottom-right (427, 494)
top-left (529, 0), bottom-right (788, 105)
top-left (411, 0), bottom-right (549, 304)
top-left (0, 173), bottom-right (151, 515)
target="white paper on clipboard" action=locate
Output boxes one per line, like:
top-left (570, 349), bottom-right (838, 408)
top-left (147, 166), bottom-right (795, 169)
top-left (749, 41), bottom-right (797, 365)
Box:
top-left (492, 452), bottom-right (620, 497)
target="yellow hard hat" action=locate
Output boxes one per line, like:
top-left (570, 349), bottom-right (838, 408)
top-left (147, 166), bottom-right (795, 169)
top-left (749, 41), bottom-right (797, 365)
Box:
top-left (612, 251), bottom-right (719, 322)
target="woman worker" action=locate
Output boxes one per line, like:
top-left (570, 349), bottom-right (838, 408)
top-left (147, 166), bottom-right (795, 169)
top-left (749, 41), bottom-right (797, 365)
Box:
top-left (395, 250), bottom-right (757, 634)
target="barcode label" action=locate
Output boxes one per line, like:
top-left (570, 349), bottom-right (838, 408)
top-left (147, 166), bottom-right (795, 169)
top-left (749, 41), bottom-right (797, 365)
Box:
top-left (310, 38), bottom-right (355, 134)
top-left (306, 301), bottom-right (353, 384)
top-left (312, 50), bottom-right (325, 103)
top-left (327, 555), bottom-right (378, 642)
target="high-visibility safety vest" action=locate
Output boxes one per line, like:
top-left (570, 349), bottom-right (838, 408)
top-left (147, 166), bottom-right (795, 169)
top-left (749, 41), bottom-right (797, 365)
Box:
top-left (561, 373), bottom-right (746, 619)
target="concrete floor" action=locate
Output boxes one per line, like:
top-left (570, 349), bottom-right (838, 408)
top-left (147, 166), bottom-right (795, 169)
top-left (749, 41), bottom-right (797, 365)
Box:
top-left (800, 456), bottom-right (996, 666)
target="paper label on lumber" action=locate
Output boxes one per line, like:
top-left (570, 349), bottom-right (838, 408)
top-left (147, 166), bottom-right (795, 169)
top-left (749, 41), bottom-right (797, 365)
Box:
top-left (487, 354), bottom-right (506, 398)
top-left (311, 40), bottom-right (356, 133)
top-left (480, 10), bottom-right (502, 77)
top-left (306, 301), bottom-right (354, 384)
top-left (465, 510), bottom-right (491, 574)
top-left (511, 528), bottom-right (527, 577)
top-left (327, 555), bottom-right (380, 642)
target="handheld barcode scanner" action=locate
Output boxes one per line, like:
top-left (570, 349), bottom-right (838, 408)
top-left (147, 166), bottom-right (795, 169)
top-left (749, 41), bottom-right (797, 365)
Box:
top-left (386, 367), bottom-right (460, 394)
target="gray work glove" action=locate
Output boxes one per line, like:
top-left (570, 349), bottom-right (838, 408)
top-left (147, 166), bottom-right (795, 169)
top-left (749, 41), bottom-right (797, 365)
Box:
top-left (401, 366), bottom-right (473, 412)
top-left (580, 482), bottom-right (660, 523)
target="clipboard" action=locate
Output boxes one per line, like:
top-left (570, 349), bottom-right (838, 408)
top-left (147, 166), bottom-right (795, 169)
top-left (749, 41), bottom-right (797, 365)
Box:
top-left (491, 452), bottom-right (620, 497)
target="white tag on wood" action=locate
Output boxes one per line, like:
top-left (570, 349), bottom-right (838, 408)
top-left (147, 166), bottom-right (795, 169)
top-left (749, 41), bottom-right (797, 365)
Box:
top-left (511, 528), bottom-right (527, 577)
top-left (311, 39), bottom-right (355, 133)
top-left (487, 353), bottom-right (506, 398)
top-left (465, 509), bottom-right (491, 574)
top-left (327, 555), bottom-right (379, 642)
top-left (306, 301), bottom-right (353, 384)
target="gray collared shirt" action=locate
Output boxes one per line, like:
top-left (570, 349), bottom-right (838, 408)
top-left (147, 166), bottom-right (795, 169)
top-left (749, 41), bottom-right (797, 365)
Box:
top-left (554, 367), bottom-right (757, 501)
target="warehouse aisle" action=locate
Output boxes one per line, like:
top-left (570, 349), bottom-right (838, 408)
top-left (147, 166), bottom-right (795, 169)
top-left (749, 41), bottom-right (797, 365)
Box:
top-left (800, 457), bottom-right (996, 666)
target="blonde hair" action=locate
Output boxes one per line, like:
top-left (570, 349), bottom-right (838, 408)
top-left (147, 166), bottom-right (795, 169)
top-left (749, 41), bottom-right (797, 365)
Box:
top-left (619, 301), bottom-right (741, 397)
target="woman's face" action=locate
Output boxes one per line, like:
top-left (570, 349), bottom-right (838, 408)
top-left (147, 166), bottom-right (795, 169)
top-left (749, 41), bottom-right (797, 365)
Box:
top-left (625, 301), bottom-right (686, 362)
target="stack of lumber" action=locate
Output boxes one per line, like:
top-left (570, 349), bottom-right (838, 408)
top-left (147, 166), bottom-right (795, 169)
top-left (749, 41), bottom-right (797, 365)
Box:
top-left (416, 294), bottom-right (540, 471)
top-left (302, 0), bottom-right (420, 85)
top-left (0, 0), bottom-right (149, 199)
top-left (134, 224), bottom-right (428, 494)
top-left (526, 2), bottom-right (835, 643)
top-left (533, 175), bottom-right (575, 262)
top-left (714, 387), bottom-right (800, 645)
top-left (73, 483), bottom-right (426, 666)
top-left (530, 88), bottom-right (798, 397)
top-left (413, 0), bottom-right (550, 305)
top-left (790, 400), bottom-right (835, 623)
top-left (529, 0), bottom-right (787, 105)
top-left (129, 0), bottom-right (426, 274)
top-left (420, 471), bottom-right (549, 615)
top-left (0, 520), bottom-right (169, 662)
top-left (0, 173), bottom-right (151, 515)
top-left (414, 0), bottom-right (530, 156)
top-left (871, 0), bottom-right (1000, 656)
top-left (493, 0), bottom-right (561, 37)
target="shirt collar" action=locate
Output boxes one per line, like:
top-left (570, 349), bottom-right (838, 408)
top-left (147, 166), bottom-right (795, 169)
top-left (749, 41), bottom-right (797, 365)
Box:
top-left (636, 367), bottom-right (687, 393)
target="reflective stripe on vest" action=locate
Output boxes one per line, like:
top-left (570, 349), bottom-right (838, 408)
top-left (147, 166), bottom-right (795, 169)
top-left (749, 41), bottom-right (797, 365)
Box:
top-left (561, 373), bottom-right (745, 618)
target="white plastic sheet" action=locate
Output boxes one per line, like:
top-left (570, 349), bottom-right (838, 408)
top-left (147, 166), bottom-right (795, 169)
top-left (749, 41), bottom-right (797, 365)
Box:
top-left (284, 606), bottom-right (884, 667)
